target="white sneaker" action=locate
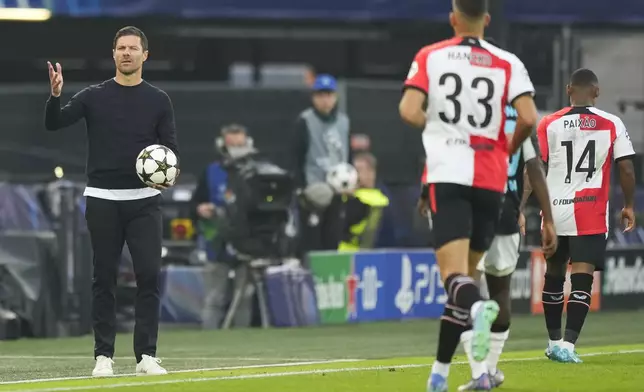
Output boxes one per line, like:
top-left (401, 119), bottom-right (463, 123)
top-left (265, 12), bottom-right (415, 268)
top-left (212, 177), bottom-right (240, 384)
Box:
top-left (92, 355), bottom-right (114, 377)
top-left (136, 354), bottom-right (167, 376)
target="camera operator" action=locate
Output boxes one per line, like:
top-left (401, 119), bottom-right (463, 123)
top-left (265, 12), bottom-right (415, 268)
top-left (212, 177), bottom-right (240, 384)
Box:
top-left (191, 124), bottom-right (257, 329)
top-left (191, 124), bottom-right (253, 258)
top-left (290, 74), bottom-right (351, 254)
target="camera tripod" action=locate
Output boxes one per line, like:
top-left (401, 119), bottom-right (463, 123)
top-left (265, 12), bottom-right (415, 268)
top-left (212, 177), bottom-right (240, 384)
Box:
top-left (220, 256), bottom-right (282, 330)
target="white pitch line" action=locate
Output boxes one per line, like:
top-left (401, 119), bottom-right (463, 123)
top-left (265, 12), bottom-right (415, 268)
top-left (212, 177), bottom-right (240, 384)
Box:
top-left (0, 356), bottom-right (344, 362)
top-left (3, 349), bottom-right (643, 392)
top-left (0, 359), bottom-right (361, 385)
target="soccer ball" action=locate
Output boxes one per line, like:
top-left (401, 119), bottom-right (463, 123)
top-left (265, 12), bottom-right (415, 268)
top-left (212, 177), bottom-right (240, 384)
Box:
top-left (326, 162), bottom-right (358, 194)
top-left (135, 144), bottom-right (179, 187)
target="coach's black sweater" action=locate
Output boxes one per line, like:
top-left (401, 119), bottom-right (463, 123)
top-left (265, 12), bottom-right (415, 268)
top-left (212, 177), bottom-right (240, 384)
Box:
top-left (45, 78), bottom-right (179, 189)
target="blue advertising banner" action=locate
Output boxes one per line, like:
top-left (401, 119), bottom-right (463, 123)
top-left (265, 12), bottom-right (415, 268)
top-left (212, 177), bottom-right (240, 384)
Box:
top-left (47, 0), bottom-right (644, 22)
top-left (349, 250), bottom-right (446, 322)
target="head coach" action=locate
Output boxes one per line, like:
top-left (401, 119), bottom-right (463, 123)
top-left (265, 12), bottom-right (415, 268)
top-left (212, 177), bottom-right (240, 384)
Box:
top-left (44, 26), bottom-right (177, 377)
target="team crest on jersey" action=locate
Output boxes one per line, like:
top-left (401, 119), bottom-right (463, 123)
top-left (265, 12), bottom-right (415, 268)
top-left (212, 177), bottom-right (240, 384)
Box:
top-left (407, 61), bottom-right (419, 79)
top-left (470, 52), bottom-right (492, 67)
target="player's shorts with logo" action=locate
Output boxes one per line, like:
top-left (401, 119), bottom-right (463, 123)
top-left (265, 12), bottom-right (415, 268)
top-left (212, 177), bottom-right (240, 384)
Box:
top-left (428, 183), bottom-right (504, 252)
top-left (547, 234), bottom-right (608, 271)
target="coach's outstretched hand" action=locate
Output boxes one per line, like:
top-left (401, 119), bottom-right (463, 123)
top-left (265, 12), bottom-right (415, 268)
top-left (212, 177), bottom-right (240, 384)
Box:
top-left (621, 207), bottom-right (636, 233)
top-left (541, 221), bottom-right (557, 258)
top-left (48, 61), bottom-right (63, 97)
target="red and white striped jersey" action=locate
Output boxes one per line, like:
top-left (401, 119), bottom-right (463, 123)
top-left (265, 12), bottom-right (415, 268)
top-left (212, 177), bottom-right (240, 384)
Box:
top-left (537, 106), bottom-right (636, 236)
top-left (404, 36), bottom-right (535, 193)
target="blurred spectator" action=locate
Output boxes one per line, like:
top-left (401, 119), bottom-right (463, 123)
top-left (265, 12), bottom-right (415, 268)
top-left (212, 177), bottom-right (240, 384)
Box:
top-left (290, 74), bottom-right (352, 254)
top-left (350, 133), bottom-right (371, 153)
top-left (339, 152), bottom-right (390, 251)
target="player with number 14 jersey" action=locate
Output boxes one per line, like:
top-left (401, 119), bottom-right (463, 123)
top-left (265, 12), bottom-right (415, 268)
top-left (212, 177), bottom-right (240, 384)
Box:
top-left (534, 68), bottom-right (636, 365)
top-left (538, 100), bottom-right (635, 235)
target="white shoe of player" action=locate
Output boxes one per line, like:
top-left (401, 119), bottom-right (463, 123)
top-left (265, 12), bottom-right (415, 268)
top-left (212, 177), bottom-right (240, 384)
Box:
top-left (136, 354), bottom-right (168, 376)
top-left (92, 355), bottom-right (114, 377)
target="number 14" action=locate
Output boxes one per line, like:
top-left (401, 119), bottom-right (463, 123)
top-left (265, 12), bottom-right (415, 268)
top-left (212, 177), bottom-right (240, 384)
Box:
top-left (561, 140), bottom-right (596, 183)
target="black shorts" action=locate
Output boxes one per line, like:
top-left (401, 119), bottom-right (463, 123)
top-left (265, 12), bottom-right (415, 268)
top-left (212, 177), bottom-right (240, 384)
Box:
top-left (547, 234), bottom-right (608, 271)
top-left (428, 183), bottom-right (504, 252)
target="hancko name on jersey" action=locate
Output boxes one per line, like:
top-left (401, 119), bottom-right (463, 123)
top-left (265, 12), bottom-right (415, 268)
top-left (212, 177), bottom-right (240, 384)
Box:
top-left (563, 118), bottom-right (597, 129)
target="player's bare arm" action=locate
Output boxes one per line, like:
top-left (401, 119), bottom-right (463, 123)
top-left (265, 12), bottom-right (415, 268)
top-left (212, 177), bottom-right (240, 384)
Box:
top-left (525, 157), bottom-right (557, 257)
top-left (399, 88), bottom-right (427, 129)
top-left (618, 158), bottom-right (636, 232)
top-left (509, 95), bottom-right (538, 154)
top-left (519, 168), bottom-right (532, 212)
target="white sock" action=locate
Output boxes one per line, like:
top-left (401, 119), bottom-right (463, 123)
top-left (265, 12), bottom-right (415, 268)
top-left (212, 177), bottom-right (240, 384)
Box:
top-left (461, 330), bottom-right (488, 379)
top-left (470, 300), bottom-right (484, 319)
top-left (487, 330), bottom-right (509, 374)
top-left (431, 361), bottom-right (450, 378)
top-left (549, 339), bottom-right (563, 349)
top-left (561, 341), bottom-right (575, 352)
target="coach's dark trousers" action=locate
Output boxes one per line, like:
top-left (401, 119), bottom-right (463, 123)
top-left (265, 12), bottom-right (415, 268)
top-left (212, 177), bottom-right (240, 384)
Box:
top-left (85, 195), bottom-right (162, 363)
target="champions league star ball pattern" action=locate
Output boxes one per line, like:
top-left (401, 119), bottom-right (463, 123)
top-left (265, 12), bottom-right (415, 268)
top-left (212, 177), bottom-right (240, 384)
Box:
top-left (326, 162), bottom-right (358, 194)
top-left (135, 144), bottom-right (178, 186)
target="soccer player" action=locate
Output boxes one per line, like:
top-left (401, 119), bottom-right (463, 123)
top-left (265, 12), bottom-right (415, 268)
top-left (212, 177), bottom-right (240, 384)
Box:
top-left (400, 0), bottom-right (540, 390)
top-left (534, 68), bottom-right (636, 363)
top-left (456, 38), bottom-right (558, 390)
top-left (45, 26), bottom-right (178, 376)
top-left (418, 106), bottom-right (558, 392)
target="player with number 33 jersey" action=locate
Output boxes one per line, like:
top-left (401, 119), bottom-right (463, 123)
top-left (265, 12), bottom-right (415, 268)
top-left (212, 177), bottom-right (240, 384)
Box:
top-left (397, 1), bottom-right (546, 391)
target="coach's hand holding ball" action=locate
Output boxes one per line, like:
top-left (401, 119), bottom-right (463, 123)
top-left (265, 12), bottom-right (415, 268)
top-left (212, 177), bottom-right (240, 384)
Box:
top-left (48, 61), bottom-right (63, 97)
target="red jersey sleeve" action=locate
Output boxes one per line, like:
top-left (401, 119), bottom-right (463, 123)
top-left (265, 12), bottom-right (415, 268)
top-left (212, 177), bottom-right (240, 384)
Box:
top-left (536, 116), bottom-right (549, 163)
top-left (404, 47), bottom-right (430, 94)
top-left (420, 165), bottom-right (428, 184)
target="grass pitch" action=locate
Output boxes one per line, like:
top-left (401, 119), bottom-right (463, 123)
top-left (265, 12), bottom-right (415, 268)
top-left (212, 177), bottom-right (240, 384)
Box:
top-left (0, 311), bottom-right (642, 391)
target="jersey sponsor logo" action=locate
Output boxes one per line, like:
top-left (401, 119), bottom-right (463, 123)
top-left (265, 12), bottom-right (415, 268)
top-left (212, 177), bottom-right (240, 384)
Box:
top-left (445, 137), bottom-right (468, 146)
top-left (563, 118), bottom-right (597, 129)
top-left (407, 61), bottom-right (419, 80)
top-left (552, 195), bottom-right (597, 205)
